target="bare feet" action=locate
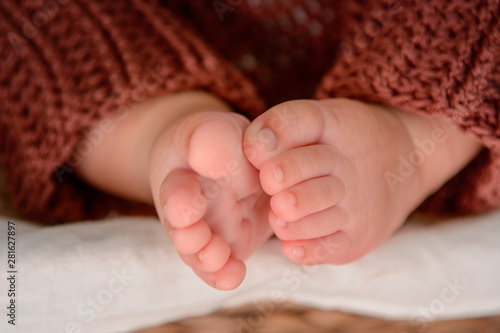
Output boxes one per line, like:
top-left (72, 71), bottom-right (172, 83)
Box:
top-left (149, 109), bottom-right (272, 290)
top-left (75, 90), bottom-right (481, 287)
top-left (243, 98), bottom-right (436, 265)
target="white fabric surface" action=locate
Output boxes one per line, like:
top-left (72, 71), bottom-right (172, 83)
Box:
top-left (1, 210), bottom-right (499, 333)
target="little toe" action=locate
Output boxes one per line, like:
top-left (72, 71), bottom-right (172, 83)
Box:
top-left (161, 168), bottom-right (207, 229)
top-left (280, 231), bottom-right (353, 265)
top-left (243, 100), bottom-right (328, 169)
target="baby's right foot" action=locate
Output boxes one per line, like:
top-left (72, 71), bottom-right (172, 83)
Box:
top-left (149, 101), bottom-right (272, 290)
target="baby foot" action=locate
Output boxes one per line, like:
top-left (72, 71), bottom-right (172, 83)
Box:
top-left (243, 99), bottom-right (425, 265)
top-left (149, 110), bottom-right (272, 290)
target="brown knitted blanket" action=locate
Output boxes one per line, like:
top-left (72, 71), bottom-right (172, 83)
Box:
top-left (1, 0), bottom-right (499, 223)
top-left (136, 303), bottom-right (500, 333)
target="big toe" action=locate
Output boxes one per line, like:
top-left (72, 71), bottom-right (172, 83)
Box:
top-left (243, 100), bottom-right (328, 169)
top-left (187, 112), bottom-right (246, 178)
top-left (184, 112), bottom-right (260, 199)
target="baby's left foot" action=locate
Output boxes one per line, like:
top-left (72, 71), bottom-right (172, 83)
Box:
top-left (243, 99), bottom-right (430, 265)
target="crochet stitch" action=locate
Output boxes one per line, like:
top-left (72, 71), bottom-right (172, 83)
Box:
top-left (0, 0), bottom-right (499, 222)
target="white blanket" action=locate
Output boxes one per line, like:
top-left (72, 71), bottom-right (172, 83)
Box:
top-left (1, 210), bottom-right (499, 333)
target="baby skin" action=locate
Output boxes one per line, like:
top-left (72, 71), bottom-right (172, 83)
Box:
top-left (76, 91), bottom-right (273, 290)
top-left (75, 91), bottom-right (482, 290)
top-left (148, 104), bottom-right (273, 290)
top-left (243, 99), bottom-right (482, 265)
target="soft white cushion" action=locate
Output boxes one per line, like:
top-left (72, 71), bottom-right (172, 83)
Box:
top-left (1, 210), bottom-right (499, 333)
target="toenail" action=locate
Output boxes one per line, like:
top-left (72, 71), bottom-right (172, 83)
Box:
top-left (276, 218), bottom-right (287, 227)
top-left (257, 128), bottom-right (277, 151)
top-left (287, 193), bottom-right (297, 206)
top-left (198, 251), bottom-right (204, 263)
top-left (162, 205), bottom-right (168, 223)
top-left (273, 166), bottom-right (284, 183)
top-left (292, 246), bottom-right (305, 259)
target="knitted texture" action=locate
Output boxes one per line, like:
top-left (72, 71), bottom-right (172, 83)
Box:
top-left (0, 0), bottom-right (264, 223)
top-left (0, 0), bottom-right (499, 222)
top-left (167, 0), bottom-right (338, 106)
top-left (315, 0), bottom-right (500, 215)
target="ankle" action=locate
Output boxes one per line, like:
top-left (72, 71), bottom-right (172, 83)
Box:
top-left (74, 90), bottom-right (232, 205)
top-left (390, 108), bottom-right (483, 205)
